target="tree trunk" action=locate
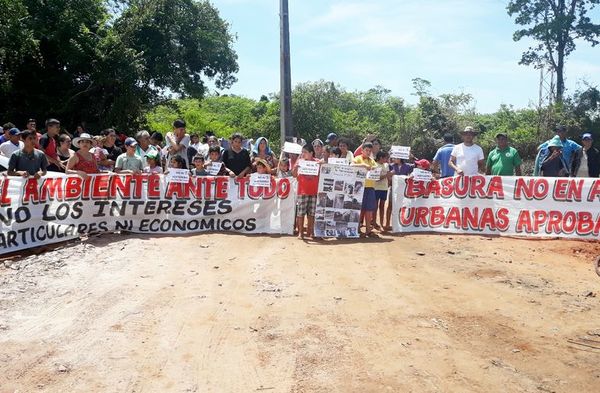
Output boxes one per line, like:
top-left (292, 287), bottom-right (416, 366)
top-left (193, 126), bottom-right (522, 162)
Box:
top-left (556, 46), bottom-right (565, 104)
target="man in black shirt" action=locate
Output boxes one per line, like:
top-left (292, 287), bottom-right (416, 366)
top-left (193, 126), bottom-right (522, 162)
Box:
top-left (221, 133), bottom-right (251, 178)
top-left (99, 128), bottom-right (123, 169)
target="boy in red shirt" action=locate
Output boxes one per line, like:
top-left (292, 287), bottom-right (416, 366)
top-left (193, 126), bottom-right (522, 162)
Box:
top-left (292, 144), bottom-right (320, 239)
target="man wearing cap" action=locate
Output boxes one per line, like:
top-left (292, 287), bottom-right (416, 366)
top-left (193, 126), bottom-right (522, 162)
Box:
top-left (432, 133), bottom-right (455, 178)
top-left (39, 118), bottom-right (64, 172)
top-left (485, 133), bottom-right (522, 176)
top-left (0, 128), bottom-right (24, 158)
top-left (0, 123), bottom-right (15, 144)
top-left (538, 125), bottom-right (581, 166)
top-left (115, 137), bottom-right (144, 174)
top-left (449, 126), bottom-right (485, 176)
top-left (571, 133), bottom-right (600, 178)
top-left (8, 130), bottom-right (48, 178)
top-left (166, 119), bottom-right (190, 168)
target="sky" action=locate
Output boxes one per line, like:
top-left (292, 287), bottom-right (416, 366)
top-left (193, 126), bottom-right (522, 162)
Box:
top-left (209, 0), bottom-right (600, 113)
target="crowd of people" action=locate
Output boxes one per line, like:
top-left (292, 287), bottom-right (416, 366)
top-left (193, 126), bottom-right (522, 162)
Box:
top-left (1, 118), bottom-right (598, 239)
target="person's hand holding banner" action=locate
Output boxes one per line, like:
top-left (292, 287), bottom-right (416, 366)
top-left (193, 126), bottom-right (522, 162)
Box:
top-left (207, 162), bottom-right (223, 176)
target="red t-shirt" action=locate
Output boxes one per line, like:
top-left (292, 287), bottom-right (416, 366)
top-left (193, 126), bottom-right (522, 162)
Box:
top-left (39, 133), bottom-right (58, 160)
top-left (294, 158), bottom-right (319, 196)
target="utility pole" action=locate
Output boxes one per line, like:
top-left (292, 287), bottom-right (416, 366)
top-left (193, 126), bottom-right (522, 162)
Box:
top-left (280, 0), bottom-right (294, 146)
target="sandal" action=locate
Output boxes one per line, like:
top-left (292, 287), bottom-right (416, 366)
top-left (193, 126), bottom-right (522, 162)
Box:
top-left (366, 231), bottom-right (379, 238)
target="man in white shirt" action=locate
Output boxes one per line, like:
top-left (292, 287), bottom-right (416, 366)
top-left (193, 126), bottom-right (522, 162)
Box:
top-left (449, 126), bottom-right (485, 176)
top-left (165, 119), bottom-right (190, 168)
top-left (0, 128), bottom-right (24, 158)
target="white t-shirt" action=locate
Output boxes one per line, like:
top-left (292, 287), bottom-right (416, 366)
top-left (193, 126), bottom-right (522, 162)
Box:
top-left (451, 143), bottom-right (484, 176)
top-left (0, 141), bottom-right (23, 157)
top-left (165, 132), bottom-right (190, 167)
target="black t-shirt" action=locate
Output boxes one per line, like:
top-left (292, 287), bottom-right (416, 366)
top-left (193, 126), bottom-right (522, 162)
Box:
top-left (103, 144), bottom-right (123, 162)
top-left (222, 148), bottom-right (251, 176)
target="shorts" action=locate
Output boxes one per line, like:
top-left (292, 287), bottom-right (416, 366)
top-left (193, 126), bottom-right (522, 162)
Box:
top-left (375, 190), bottom-right (388, 201)
top-left (361, 188), bottom-right (377, 212)
top-left (296, 194), bottom-right (317, 217)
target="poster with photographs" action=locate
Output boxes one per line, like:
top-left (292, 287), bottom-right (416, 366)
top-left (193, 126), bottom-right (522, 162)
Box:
top-left (315, 164), bottom-right (367, 238)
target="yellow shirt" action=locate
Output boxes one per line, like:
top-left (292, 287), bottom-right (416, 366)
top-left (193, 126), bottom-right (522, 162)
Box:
top-left (374, 162), bottom-right (389, 191)
top-left (354, 155), bottom-right (376, 188)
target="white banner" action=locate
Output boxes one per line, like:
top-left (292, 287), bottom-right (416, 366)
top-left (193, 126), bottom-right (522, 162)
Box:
top-left (392, 175), bottom-right (600, 239)
top-left (0, 174), bottom-right (297, 254)
top-left (390, 145), bottom-right (411, 159)
top-left (315, 164), bottom-right (367, 238)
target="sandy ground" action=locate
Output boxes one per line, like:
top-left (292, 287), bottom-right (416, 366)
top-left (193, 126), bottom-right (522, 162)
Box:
top-left (1, 231), bottom-right (600, 393)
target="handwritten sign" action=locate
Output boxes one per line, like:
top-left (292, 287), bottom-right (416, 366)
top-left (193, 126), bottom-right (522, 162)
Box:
top-left (207, 162), bottom-right (223, 176)
top-left (412, 168), bottom-right (433, 182)
top-left (366, 167), bottom-right (382, 181)
top-left (283, 142), bottom-right (303, 155)
top-left (328, 157), bottom-right (348, 165)
top-left (298, 159), bottom-right (320, 176)
top-left (390, 145), bottom-right (411, 160)
top-left (167, 168), bottom-right (190, 183)
top-left (249, 173), bottom-right (272, 187)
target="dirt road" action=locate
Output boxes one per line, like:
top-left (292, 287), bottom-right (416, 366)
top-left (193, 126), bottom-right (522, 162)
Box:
top-left (1, 232), bottom-right (599, 392)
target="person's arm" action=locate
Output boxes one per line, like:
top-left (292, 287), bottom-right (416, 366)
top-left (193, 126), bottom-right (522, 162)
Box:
top-left (542, 150), bottom-right (560, 165)
top-left (114, 155), bottom-right (125, 173)
top-left (478, 159), bottom-right (485, 175)
top-left (449, 155), bottom-right (462, 175)
top-left (237, 150), bottom-right (252, 178)
top-left (515, 165), bottom-right (522, 176)
top-left (40, 136), bottom-right (64, 170)
top-left (514, 150), bottom-right (523, 176)
top-left (292, 163), bottom-right (299, 178)
top-left (37, 154), bottom-right (48, 178)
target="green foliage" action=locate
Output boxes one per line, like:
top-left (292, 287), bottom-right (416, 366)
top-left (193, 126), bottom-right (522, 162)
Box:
top-left (0, 0), bottom-right (238, 132)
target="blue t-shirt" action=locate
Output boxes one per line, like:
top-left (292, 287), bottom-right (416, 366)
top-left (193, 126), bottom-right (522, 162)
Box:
top-left (433, 143), bottom-right (455, 177)
top-left (538, 138), bottom-right (581, 165)
top-left (0, 135), bottom-right (7, 144)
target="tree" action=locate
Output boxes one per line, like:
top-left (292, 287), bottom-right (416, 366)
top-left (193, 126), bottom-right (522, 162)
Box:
top-left (507, 0), bottom-right (600, 103)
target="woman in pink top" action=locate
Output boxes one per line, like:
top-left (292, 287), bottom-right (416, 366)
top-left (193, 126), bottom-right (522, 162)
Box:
top-left (66, 133), bottom-right (99, 177)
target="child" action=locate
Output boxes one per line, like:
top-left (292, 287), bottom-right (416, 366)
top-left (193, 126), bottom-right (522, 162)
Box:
top-left (206, 145), bottom-right (232, 176)
top-left (330, 147), bottom-right (342, 158)
top-left (353, 142), bottom-right (378, 238)
top-left (414, 159), bottom-right (431, 173)
top-left (191, 155), bottom-right (208, 176)
top-left (91, 135), bottom-right (111, 171)
top-left (373, 151), bottom-right (391, 231)
top-left (292, 144), bottom-right (320, 239)
top-left (165, 155), bottom-right (187, 173)
top-left (277, 157), bottom-right (292, 178)
top-left (255, 158), bottom-right (271, 175)
top-left (144, 151), bottom-right (163, 174)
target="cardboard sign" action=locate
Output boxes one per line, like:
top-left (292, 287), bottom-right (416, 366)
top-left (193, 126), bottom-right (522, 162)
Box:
top-left (298, 159), bottom-right (320, 176)
top-left (328, 157), bottom-right (348, 165)
top-left (366, 167), bottom-right (382, 181)
top-left (207, 162), bottom-right (223, 176)
top-left (167, 168), bottom-right (190, 183)
top-left (390, 145), bottom-right (411, 159)
top-left (412, 168), bottom-right (433, 182)
top-left (283, 142), bottom-right (303, 155)
top-left (249, 173), bottom-right (272, 187)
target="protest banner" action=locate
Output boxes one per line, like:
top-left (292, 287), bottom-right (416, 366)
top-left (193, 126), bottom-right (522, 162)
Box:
top-left (297, 159), bottom-right (320, 176)
top-left (315, 164), bottom-right (367, 238)
top-left (167, 168), bottom-right (190, 184)
top-left (0, 174), bottom-right (297, 254)
top-left (328, 157), bottom-right (348, 165)
top-left (412, 168), bottom-right (433, 182)
top-left (392, 175), bottom-right (600, 239)
top-left (390, 146), bottom-right (411, 159)
top-left (249, 173), bottom-right (271, 187)
top-left (283, 142), bottom-right (303, 155)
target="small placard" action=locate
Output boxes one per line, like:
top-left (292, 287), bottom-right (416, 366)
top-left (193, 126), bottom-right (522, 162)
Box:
top-left (249, 173), bottom-right (272, 187)
top-left (283, 142), bottom-right (303, 155)
top-left (366, 167), bottom-right (382, 181)
top-left (390, 145), bottom-right (411, 159)
top-left (327, 157), bottom-right (348, 165)
top-left (167, 168), bottom-right (190, 183)
top-left (413, 168), bottom-right (433, 182)
top-left (207, 162), bottom-right (223, 176)
top-left (298, 159), bottom-right (320, 176)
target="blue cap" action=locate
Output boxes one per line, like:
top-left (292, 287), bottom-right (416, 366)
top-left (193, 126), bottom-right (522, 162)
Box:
top-left (8, 128), bottom-right (21, 136)
top-left (124, 137), bottom-right (138, 147)
top-left (582, 133), bottom-right (593, 140)
top-left (326, 133), bottom-right (338, 142)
